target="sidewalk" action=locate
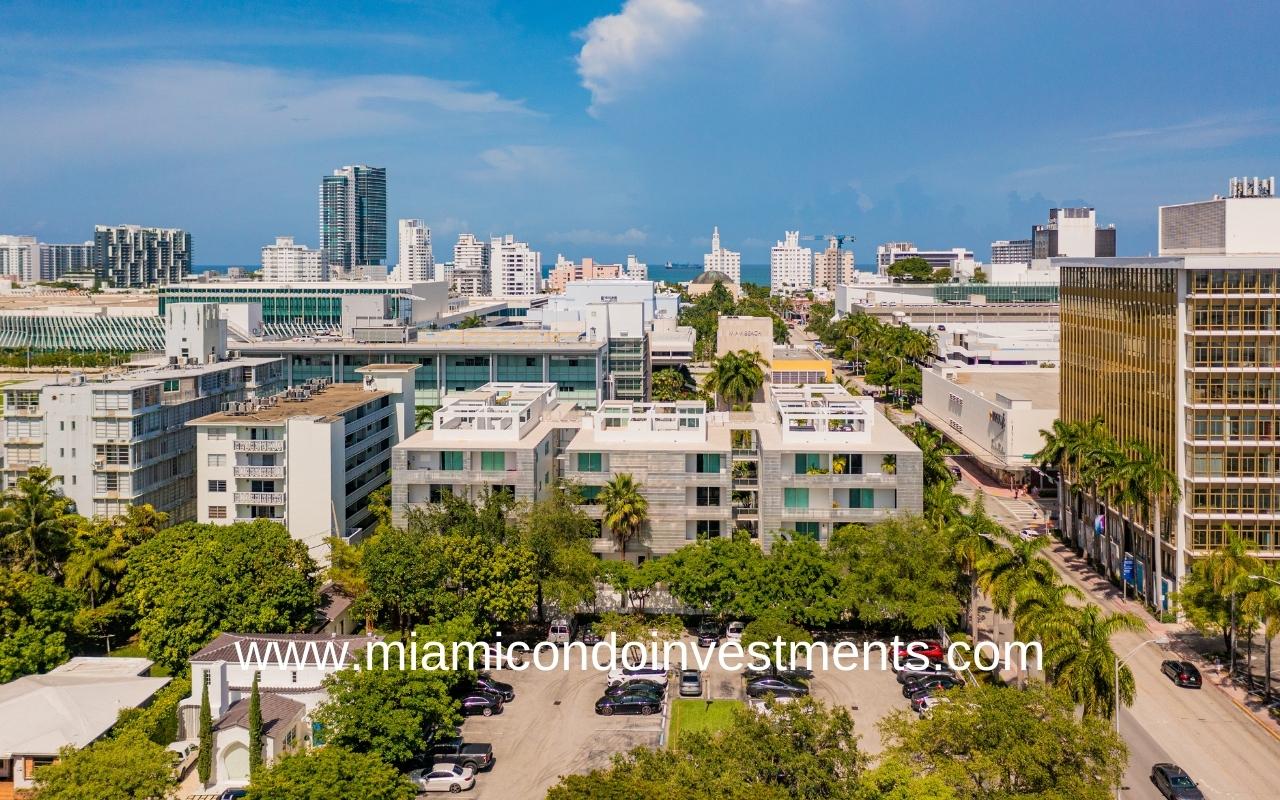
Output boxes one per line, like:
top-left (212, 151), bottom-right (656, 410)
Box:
top-left (957, 471), bottom-right (1280, 739)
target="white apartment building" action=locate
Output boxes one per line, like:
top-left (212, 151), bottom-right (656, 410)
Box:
top-left (39, 241), bottom-right (94, 281)
top-left (921, 321), bottom-right (1060, 366)
top-left (191, 364), bottom-right (416, 561)
top-left (771, 231), bottom-right (813, 294)
top-left (876, 242), bottom-right (976, 277)
top-left (177, 633), bottom-right (378, 791)
top-left (391, 382), bottom-right (576, 526)
top-left (1033, 207), bottom-right (1116, 259)
top-left (991, 239), bottom-right (1033, 265)
top-left (489, 234), bottom-right (541, 296)
top-left (452, 233), bottom-right (491, 296)
top-left (704, 226), bottom-right (742, 285)
top-left (93, 224), bottom-right (191, 287)
top-left (397, 219), bottom-right (434, 282)
top-left (0, 235), bottom-right (39, 282)
top-left (261, 236), bottom-right (327, 282)
top-left (626, 254), bottom-right (648, 281)
top-left (812, 238), bottom-right (854, 289)
top-left (0, 308), bottom-right (285, 520)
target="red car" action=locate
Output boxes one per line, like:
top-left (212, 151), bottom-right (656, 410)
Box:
top-left (895, 641), bottom-right (946, 664)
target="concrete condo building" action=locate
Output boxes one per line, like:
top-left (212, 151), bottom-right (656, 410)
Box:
top-left (770, 230), bottom-right (813, 294)
top-left (261, 237), bottom-right (326, 282)
top-left (489, 234), bottom-right (541, 296)
top-left (546, 256), bottom-right (623, 293)
top-left (626, 254), bottom-right (648, 281)
top-left (1057, 177), bottom-right (1280, 612)
top-left (812, 238), bottom-right (855, 289)
top-left (452, 233), bottom-right (491, 297)
top-left (320, 165), bottom-right (386, 274)
top-left (876, 243), bottom-right (976, 278)
top-left (1033, 207), bottom-right (1116, 259)
top-left (0, 235), bottom-right (39, 283)
top-left (190, 364), bottom-right (416, 561)
top-left (39, 241), bottom-right (94, 281)
top-left (396, 219), bottom-right (434, 282)
top-left (92, 225), bottom-right (191, 287)
top-left (391, 382), bottom-right (576, 525)
top-left (991, 239), bottom-right (1033, 265)
top-left (0, 304), bottom-right (284, 520)
top-left (704, 227), bottom-right (742, 286)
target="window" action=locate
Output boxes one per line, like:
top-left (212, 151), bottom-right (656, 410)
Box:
top-left (208, 480), bottom-right (227, 493)
top-left (440, 451), bottom-right (464, 471)
top-left (208, 506), bottom-right (227, 519)
top-left (480, 451), bottom-right (506, 471)
top-left (207, 427), bottom-right (225, 440)
top-left (208, 453), bottom-right (226, 467)
top-left (848, 488), bottom-right (875, 508)
top-left (832, 454), bottom-right (862, 475)
top-left (429, 484), bottom-right (450, 503)
top-left (579, 485), bottom-right (602, 504)
top-left (162, 379), bottom-right (180, 392)
top-left (794, 453), bottom-right (821, 474)
top-left (784, 488), bottom-right (809, 509)
top-left (577, 452), bottom-right (603, 472)
top-left (694, 453), bottom-right (721, 473)
top-left (696, 486), bottom-right (721, 507)
top-left (695, 520), bottom-right (722, 539)
top-left (792, 521), bottom-right (820, 540)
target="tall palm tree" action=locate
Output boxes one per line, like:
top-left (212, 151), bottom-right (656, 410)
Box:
top-left (1121, 441), bottom-right (1180, 615)
top-left (1034, 418), bottom-right (1082, 534)
top-left (1012, 579), bottom-right (1083, 645)
top-left (1243, 563), bottom-right (1280, 701)
top-left (977, 534), bottom-right (1057, 620)
top-left (1077, 425), bottom-right (1125, 572)
top-left (1041, 604), bottom-right (1145, 718)
top-left (702, 350), bottom-right (765, 410)
top-left (951, 493), bottom-right (1000, 640)
top-left (0, 466), bottom-right (76, 575)
top-left (64, 538), bottom-right (126, 609)
top-left (903, 423), bottom-right (957, 487)
top-left (598, 474), bottom-right (649, 559)
top-left (1206, 529), bottom-right (1262, 677)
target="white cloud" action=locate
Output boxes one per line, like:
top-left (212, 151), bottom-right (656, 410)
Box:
top-left (1086, 113), bottom-right (1275, 151)
top-left (470, 145), bottom-right (569, 181)
top-left (576, 0), bottom-right (705, 115)
top-left (546, 227), bottom-right (649, 246)
top-left (0, 61), bottom-right (533, 160)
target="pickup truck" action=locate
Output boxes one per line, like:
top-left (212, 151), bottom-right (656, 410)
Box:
top-left (423, 737), bottom-right (495, 771)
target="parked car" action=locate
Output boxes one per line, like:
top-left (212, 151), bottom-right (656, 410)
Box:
top-left (894, 641), bottom-right (946, 663)
top-left (745, 676), bottom-right (809, 699)
top-left (607, 663), bottom-right (669, 687)
top-left (217, 791), bottom-right (248, 800)
top-left (167, 741), bottom-right (199, 776)
top-left (420, 737), bottom-right (494, 771)
top-left (679, 669), bottom-right (703, 697)
top-left (1160, 660), bottom-right (1202, 689)
top-left (408, 763), bottom-right (476, 794)
top-left (480, 647), bottom-right (524, 670)
top-left (1150, 763), bottom-right (1205, 799)
top-left (1019, 527), bottom-right (1044, 541)
top-left (604, 679), bottom-right (666, 698)
top-left (896, 663), bottom-right (955, 683)
top-left (596, 692), bottom-right (662, 716)
top-left (473, 673), bottom-right (515, 702)
top-left (902, 674), bottom-right (962, 698)
top-left (547, 617), bottom-right (577, 644)
top-left (726, 621), bottom-right (746, 641)
top-left (697, 620), bottom-right (721, 647)
top-left (580, 627), bottom-right (603, 646)
top-left (459, 692), bottom-right (504, 717)
top-left (914, 694), bottom-right (949, 715)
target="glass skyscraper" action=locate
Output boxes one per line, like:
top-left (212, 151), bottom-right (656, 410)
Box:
top-left (319, 165), bottom-right (386, 273)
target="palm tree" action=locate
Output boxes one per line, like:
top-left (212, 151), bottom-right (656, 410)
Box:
top-left (950, 493), bottom-right (999, 640)
top-left (1013, 579), bottom-right (1083, 645)
top-left (598, 474), bottom-right (649, 559)
top-left (1034, 418), bottom-right (1081, 534)
top-left (64, 538), bottom-right (126, 609)
top-left (414, 405), bottom-right (438, 431)
top-left (903, 423), bottom-right (957, 487)
top-left (1121, 441), bottom-right (1180, 615)
top-left (1243, 563), bottom-right (1280, 701)
top-left (977, 533), bottom-right (1057, 620)
top-left (0, 466), bottom-right (76, 575)
top-left (1041, 604), bottom-right (1145, 718)
top-left (702, 350), bottom-right (765, 410)
top-left (1205, 529), bottom-right (1262, 677)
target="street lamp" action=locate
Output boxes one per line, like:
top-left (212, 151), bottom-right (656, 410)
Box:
top-left (1114, 636), bottom-right (1170, 799)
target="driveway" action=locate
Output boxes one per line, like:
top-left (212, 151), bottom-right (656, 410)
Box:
top-left (806, 641), bottom-right (910, 755)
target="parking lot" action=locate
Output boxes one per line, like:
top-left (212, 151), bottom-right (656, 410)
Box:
top-left (456, 658), bottom-right (665, 799)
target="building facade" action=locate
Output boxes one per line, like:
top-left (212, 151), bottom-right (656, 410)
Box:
top-left (991, 239), bottom-right (1033, 264)
top-left (452, 233), bottom-right (491, 296)
top-left (1033, 207), bottom-right (1116, 259)
top-left (770, 230), bottom-right (813, 294)
top-left (626, 254), bottom-right (648, 281)
top-left (875, 243), bottom-right (975, 277)
top-left (320, 165), bottom-right (386, 274)
top-left (0, 235), bottom-right (39, 282)
top-left (39, 241), bottom-right (94, 281)
top-left (489, 234), bottom-right (541, 296)
top-left (396, 219), bottom-right (434, 282)
top-left (812, 238), bottom-right (854, 289)
top-left (704, 227), bottom-right (742, 285)
top-left (92, 225), bottom-right (191, 287)
top-left (261, 237), bottom-right (327, 282)
top-left (190, 365), bottom-right (415, 561)
top-left (546, 256), bottom-right (623, 292)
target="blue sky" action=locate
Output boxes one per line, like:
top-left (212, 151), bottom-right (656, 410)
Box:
top-left (2, 0), bottom-right (1278, 265)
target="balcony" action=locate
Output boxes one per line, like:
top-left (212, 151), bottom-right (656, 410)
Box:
top-left (233, 465), bottom-right (286, 479)
top-left (234, 439), bottom-right (285, 453)
top-left (785, 506), bottom-right (889, 519)
top-left (731, 448), bottom-right (759, 459)
top-left (234, 491), bottom-right (286, 505)
top-left (733, 506), bottom-right (760, 518)
top-left (782, 471), bottom-right (898, 485)
top-left (732, 476), bottom-right (759, 488)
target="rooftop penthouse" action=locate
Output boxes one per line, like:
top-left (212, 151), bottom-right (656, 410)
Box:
top-left (586, 400), bottom-right (715, 443)
top-left (770, 384), bottom-right (875, 443)
top-left (430, 382), bottom-right (562, 441)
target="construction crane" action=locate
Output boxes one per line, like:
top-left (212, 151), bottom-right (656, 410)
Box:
top-left (799, 234), bottom-right (856, 249)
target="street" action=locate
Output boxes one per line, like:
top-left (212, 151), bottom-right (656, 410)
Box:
top-left (962, 479), bottom-right (1280, 799)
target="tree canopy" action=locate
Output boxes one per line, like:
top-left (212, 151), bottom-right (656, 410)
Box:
top-left (245, 745), bottom-right (416, 800)
top-left (31, 735), bottom-right (177, 800)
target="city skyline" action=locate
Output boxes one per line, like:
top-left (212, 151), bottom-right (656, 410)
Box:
top-left (3, 1), bottom-right (1279, 265)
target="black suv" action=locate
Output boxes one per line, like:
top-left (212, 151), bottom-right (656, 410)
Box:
top-left (407, 737), bottom-right (495, 772)
top-left (697, 620), bottom-right (721, 647)
top-left (1159, 660), bottom-right (1202, 689)
top-left (474, 673), bottom-right (515, 702)
top-left (902, 674), bottom-right (962, 698)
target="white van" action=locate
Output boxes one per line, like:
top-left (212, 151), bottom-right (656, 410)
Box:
top-left (726, 621), bottom-right (746, 641)
top-left (547, 617), bottom-right (577, 644)
top-left (607, 662), bottom-right (670, 687)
